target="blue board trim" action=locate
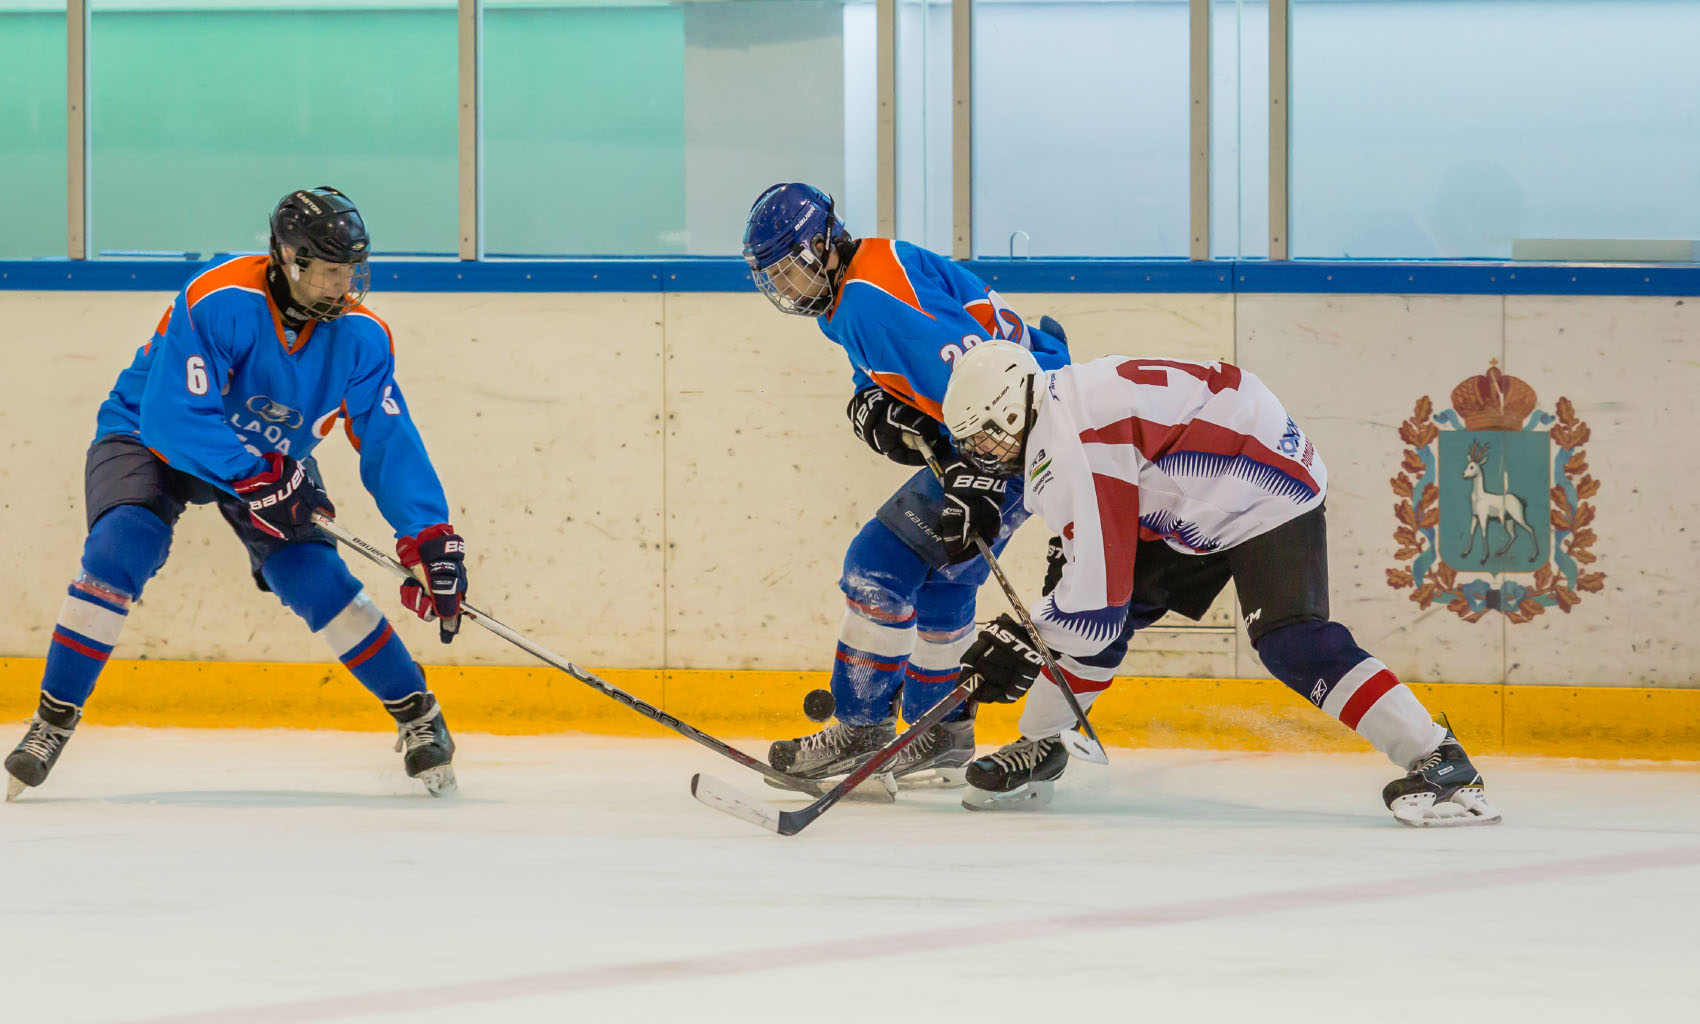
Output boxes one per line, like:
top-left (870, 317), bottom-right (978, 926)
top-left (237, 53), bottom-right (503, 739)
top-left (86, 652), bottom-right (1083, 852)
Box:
top-left (2, 256), bottom-right (1696, 296)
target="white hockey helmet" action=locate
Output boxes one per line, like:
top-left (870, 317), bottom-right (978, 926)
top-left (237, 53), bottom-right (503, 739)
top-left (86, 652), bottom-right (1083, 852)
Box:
top-left (943, 339), bottom-right (1041, 473)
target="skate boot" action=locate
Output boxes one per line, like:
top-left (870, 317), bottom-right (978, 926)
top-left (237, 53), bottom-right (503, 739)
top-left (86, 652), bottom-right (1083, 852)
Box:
top-left (890, 716), bottom-right (976, 789)
top-left (5, 695), bottom-right (83, 801)
top-left (962, 734), bottom-right (1068, 811)
top-left (384, 691), bottom-right (457, 797)
top-left (1383, 719), bottom-right (1500, 827)
top-left (768, 718), bottom-right (896, 780)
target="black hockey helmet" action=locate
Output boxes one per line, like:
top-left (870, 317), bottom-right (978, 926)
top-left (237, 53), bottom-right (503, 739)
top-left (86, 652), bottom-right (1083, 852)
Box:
top-left (269, 186), bottom-right (371, 318)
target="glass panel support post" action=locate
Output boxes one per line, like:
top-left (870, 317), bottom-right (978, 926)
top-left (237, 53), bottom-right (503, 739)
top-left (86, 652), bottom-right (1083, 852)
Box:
top-left (458, 0), bottom-right (483, 261)
top-left (877, 0), bottom-right (896, 238)
top-left (1268, 0), bottom-right (1290, 260)
top-left (67, 0), bottom-right (88, 260)
top-left (951, 0), bottom-right (971, 260)
top-left (1189, 0), bottom-right (1211, 261)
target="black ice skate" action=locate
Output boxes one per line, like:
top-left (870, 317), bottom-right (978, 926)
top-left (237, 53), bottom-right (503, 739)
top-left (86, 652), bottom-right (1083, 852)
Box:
top-left (1383, 720), bottom-right (1501, 827)
top-left (889, 716), bottom-right (976, 789)
top-left (962, 734), bottom-right (1069, 811)
top-left (5, 694), bottom-right (83, 801)
top-left (384, 691), bottom-right (457, 797)
top-left (768, 718), bottom-right (896, 780)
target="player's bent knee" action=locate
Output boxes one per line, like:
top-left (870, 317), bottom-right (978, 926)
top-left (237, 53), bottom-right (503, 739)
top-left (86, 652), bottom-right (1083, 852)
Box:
top-left (1254, 619), bottom-right (1368, 692)
top-left (81, 504), bottom-right (173, 598)
top-left (260, 543), bottom-right (364, 631)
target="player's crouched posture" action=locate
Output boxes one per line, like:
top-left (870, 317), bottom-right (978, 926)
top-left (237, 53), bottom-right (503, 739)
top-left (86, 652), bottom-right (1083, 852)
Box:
top-left (740, 183), bottom-right (1069, 787)
top-left (5, 187), bottom-right (468, 800)
top-left (936, 341), bottom-right (1502, 827)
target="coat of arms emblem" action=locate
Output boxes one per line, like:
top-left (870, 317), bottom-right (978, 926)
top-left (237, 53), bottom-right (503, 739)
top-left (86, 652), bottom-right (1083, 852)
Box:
top-left (1386, 362), bottom-right (1605, 623)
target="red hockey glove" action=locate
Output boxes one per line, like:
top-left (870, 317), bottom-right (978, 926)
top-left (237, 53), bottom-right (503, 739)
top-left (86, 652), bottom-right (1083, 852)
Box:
top-left (397, 524), bottom-right (467, 643)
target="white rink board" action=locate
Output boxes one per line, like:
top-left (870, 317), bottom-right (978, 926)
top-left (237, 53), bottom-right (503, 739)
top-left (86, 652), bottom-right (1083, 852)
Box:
top-left (0, 288), bottom-right (1692, 686)
top-left (0, 729), bottom-right (1696, 1023)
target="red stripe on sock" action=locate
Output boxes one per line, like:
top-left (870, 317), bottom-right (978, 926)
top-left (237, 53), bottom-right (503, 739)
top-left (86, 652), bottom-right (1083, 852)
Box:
top-left (342, 623), bottom-right (395, 670)
top-left (52, 630), bottom-right (111, 662)
top-left (1339, 669), bottom-right (1399, 730)
top-left (834, 649), bottom-right (904, 674)
top-left (1044, 664), bottom-right (1114, 695)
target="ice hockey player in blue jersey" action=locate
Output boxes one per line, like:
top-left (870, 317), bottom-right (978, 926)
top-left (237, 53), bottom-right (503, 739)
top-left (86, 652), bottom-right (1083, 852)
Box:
top-left (5, 187), bottom-right (469, 800)
top-left (741, 183), bottom-right (1070, 786)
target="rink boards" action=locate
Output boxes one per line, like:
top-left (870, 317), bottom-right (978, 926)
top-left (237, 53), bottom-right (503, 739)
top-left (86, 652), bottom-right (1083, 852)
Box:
top-left (0, 282), bottom-right (1695, 758)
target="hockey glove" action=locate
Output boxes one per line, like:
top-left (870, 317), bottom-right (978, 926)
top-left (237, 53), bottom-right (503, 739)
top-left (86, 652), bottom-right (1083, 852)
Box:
top-left (960, 613), bottom-right (1047, 704)
top-left (847, 386), bottom-right (946, 466)
top-left (232, 452), bottom-right (334, 541)
top-left (1042, 535), bottom-right (1066, 596)
top-left (397, 524), bottom-right (467, 643)
top-left (936, 459), bottom-right (1006, 563)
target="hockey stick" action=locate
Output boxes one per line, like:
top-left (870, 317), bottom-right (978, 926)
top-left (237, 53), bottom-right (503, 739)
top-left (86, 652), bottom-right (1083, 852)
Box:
top-left (311, 514), bottom-right (840, 799)
top-left (907, 438), bottom-right (1110, 765)
top-left (692, 678), bottom-right (975, 835)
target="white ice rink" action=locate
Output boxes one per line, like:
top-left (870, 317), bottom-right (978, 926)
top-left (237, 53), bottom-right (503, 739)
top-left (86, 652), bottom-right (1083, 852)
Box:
top-left (3, 727), bottom-right (1697, 1024)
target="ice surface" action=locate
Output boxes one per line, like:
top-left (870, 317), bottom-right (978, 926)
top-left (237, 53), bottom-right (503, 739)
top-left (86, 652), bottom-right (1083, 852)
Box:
top-left (3, 727), bottom-right (1697, 1023)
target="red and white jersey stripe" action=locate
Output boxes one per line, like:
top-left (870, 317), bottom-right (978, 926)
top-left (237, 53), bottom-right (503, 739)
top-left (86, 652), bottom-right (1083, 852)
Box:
top-left (1022, 355), bottom-right (1327, 656)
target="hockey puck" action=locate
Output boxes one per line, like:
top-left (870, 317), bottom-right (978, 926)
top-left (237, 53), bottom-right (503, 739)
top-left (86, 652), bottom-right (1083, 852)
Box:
top-left (802, 688), bottom-right (835, 722)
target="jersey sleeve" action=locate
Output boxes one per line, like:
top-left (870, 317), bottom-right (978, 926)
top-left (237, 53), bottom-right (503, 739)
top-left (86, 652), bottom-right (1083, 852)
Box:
top-left (137, 293), bottom-right (268, 487)
top-left (1028, 442), bottom-right (1139, 659)
top-left (342, 343), bottom-right (453, 538)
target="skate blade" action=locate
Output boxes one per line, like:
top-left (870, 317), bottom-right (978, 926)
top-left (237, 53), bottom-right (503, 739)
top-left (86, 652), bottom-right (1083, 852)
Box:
top-left (764, 772), bottom-right (896, 803)
top-left (962, 779), bottom-right (1055, 812)
top-left (896, 766), bottom-right (968, 790)
top-left (1059, 729), bottom-right (1109, 766)
top-left (1391, 788), bottom-right (1502, 828)
top-left (418, 765), bottom-right (458, 798)
top-left (5, 773), bottom-right (25, 802)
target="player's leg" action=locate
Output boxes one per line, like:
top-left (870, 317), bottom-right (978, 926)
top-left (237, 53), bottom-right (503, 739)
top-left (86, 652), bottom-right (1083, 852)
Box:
top-left (6, 438), bottom-right (183, 796)
top-left (252, 538), bottom-right (456, 795)
top-left (768, 516), bottom-right (929, 779)
top-left (1231, 505), bottom-right (1499, 826)
top-left (885, 572), bottom-right (980, 785)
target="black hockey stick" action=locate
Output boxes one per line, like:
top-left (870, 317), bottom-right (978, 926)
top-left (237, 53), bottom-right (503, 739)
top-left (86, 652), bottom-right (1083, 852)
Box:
top-left (907, 439), bottom-right (1109, 765)
top-left (691, 678), bottom-right (975, 835)
top-left (312, 514), bottom-right (838, 799)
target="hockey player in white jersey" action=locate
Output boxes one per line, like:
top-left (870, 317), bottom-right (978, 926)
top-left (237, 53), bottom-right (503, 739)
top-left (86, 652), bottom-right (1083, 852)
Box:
top-left (933, 341), bottom-right (1501, 827)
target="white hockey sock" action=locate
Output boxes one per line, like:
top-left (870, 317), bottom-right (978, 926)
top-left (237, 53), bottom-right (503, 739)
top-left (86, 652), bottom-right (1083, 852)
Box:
top-left (1321, 658), bottom-right (1447, 769)
top-left (1016, 655), bottom-right (1112, 738)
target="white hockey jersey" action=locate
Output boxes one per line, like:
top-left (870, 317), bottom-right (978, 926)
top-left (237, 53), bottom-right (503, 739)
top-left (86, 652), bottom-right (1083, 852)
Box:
top-left (1023, 355), bottom-right (1326, 658)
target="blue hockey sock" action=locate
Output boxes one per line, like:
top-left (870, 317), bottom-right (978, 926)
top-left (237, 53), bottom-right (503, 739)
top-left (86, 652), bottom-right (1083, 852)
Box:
top-left (901, 625), bottom-right (974, 724)
top-left (42, 506), bottom-right (172, 707)
top-left (262, 544), bottom-right (425, 703)
top-left (830, 600), bottom-right (915, 725)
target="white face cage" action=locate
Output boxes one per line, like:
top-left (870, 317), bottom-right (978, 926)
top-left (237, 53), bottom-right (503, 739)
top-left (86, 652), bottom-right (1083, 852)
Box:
top-left (283, 250), bottom-right (370, 320)
top-left (748, 245), bottom-right (834, 316)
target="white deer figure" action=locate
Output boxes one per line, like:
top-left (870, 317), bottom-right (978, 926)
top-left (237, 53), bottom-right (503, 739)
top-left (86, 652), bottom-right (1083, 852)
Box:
top-left (1459, 439), bottom-right (1533, 564)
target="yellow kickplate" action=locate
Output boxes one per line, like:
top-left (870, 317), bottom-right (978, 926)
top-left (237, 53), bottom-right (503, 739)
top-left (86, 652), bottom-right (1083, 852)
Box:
top-left (0, 658), bottom-right (1694, 760)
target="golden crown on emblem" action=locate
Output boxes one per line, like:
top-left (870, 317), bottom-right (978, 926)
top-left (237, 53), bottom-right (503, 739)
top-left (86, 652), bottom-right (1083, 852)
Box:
top-left (1450, 362), bottom-right (1537, 431)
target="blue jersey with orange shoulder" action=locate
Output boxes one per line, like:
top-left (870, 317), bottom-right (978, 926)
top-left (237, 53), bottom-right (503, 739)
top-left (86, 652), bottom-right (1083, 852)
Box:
top-left (94, 255), bottom-right (450, 537)
top-left (819, 238), bottom-right (1070, 419)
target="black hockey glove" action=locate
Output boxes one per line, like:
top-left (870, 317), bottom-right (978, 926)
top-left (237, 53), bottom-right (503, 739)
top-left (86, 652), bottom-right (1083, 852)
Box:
top-left (960, 613), bottom-right (1047, 704)
top-left (847, 386), bottom-right (946, 466)
top-left (936, 459), bottom-right (1006, 563)
top-left (397, 524), bottom-right (468, 643)
top-left (232, 452), bottom-right (334, 541)
top-left (1042, 535), bottom-right (1066, 596)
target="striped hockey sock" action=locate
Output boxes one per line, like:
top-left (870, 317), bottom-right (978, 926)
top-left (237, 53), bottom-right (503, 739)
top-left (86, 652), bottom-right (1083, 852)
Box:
top-left (315, 591), bottom-right (425, 702)
top-left (42, 577), bottom-right (131, 707)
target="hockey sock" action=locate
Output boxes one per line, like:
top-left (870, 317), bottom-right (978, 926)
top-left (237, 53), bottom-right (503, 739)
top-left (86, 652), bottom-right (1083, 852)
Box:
top-left (830, 599), bottom-right (915, 725)
top-left (262, 544), bottom-right (425, 703)
top-left (901, 625), bottom-right (973, 723)
top-left (1256, 620), bottom-right (1446, 768)
top-left (42, 506), bottom-right (173, 707)
top-left (1015, 656), bottom-right (1112, 738)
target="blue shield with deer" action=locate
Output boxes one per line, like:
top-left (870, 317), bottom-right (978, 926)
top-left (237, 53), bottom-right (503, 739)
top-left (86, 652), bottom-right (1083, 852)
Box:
top-left (1437, 431), bottom-right (1551, 573)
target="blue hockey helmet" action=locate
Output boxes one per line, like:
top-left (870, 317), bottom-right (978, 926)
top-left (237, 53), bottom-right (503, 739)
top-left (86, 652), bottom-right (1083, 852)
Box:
top-left (742, 183), bottom-right (850, 317)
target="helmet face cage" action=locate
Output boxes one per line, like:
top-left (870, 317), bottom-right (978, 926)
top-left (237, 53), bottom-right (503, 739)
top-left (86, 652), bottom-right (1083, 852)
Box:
top-left (269, 187), bottom-right (371, 320)
top-left (742, 183), bottom-right (846, 317)
top-left (958, 421), bottom-right (1025, 474)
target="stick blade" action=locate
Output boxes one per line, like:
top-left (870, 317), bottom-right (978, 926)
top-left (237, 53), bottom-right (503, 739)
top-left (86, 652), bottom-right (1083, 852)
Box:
top-left (1060, 728), bottom-right (1110, 765)
top-left (691, 773), bottom-right (783, 833)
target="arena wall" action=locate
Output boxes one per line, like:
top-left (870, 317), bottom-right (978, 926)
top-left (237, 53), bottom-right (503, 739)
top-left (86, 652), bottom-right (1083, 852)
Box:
top-left (2, 284), bottom-right (1694, 756)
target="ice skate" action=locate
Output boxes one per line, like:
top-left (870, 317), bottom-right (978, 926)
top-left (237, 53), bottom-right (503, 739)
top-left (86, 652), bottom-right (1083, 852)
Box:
top-left (962, 734), bottom-right (1068, 811)
top-left (890, 716), bottom-right (975, 789)
top-left (5, 695), bottom-right (83, 801)
top-left (768, 718), bottom-right (895, 780)
top-left (1383, 720), bottom-right (1500, 828)
top-left (385, 691), bottom-right (457, 797)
